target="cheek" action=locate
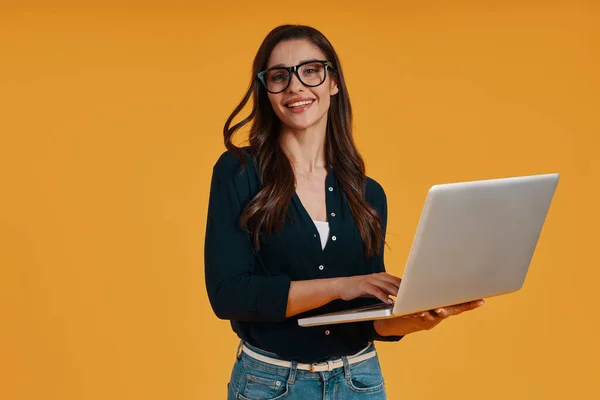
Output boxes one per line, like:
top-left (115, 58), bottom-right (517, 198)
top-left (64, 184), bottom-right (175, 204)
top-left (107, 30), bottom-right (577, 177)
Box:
top-left (267, 94), bottom-right (285, 117)
top-left (267, 93), bottom-right (279, 109)
top-left (316, 89), bottom-right (332, 110)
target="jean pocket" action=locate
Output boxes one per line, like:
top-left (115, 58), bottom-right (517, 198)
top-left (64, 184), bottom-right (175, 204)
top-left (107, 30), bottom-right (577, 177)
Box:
top-left (238, 373), bottom-right (289, 400)
top-left (347, 358), bottom-right (385, 394)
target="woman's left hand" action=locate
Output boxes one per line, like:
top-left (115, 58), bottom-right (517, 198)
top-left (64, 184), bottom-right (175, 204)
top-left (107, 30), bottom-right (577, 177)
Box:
top-left (373, 299), bottom-right (485, 337)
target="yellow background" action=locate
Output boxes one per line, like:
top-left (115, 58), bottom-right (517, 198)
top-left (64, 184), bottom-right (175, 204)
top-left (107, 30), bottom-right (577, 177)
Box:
top-left (1, 1), bottom-right (599, 399)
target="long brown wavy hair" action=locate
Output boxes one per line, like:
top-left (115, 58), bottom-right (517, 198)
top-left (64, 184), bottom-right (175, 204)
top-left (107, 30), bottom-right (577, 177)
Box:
top-left (223, 24), bottom-right (384, 259)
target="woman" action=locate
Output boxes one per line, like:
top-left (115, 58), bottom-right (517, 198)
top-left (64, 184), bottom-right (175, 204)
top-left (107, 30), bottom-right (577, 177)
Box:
top-left (204, 24), bottom-right (484, 400)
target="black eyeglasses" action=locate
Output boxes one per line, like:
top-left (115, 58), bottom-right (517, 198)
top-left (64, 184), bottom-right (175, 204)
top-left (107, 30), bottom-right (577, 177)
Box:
top-left (257, 60), bottom-right (334, 94)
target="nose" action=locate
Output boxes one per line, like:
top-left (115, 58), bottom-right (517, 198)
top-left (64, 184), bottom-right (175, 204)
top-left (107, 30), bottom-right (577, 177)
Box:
top-left (286, 71), bottom-right (305, 93)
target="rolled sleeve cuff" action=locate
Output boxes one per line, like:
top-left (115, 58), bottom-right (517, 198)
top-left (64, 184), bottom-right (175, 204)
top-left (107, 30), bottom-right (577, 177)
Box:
top-left (257, 275), bottom-right (292, 322)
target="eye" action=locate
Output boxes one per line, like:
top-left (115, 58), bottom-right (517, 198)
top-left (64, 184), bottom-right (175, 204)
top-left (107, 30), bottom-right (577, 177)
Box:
top-left (267, 69), bottom-right (289, 83)
top-left (301, 63), bottom-right (324, 76)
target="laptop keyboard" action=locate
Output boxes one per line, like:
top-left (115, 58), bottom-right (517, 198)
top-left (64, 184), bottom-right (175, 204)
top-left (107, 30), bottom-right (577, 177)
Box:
top-left (345, 302), bottom-right (394, 314)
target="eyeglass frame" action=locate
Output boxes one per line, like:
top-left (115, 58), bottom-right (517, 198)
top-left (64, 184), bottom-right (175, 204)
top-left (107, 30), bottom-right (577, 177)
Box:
top-left (256, 59), bottom-right (335, 94)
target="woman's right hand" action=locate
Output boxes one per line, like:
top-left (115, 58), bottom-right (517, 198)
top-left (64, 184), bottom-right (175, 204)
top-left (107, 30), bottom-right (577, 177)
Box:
top-left (333, 273), bottom-right (402, 304)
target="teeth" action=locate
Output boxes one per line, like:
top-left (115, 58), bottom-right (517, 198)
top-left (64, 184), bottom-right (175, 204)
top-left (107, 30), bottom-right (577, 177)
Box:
top-left (287, 100), bottom-right (313, 108)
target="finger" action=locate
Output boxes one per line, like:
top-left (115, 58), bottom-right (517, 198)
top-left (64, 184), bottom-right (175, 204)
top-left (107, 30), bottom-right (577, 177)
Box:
top-left (472, 299), bottom-right (486, 308)
top-left (366, 285), bottom-right (394, 304)
top-left (374, 273), bottom-right (402, 288)
top-left (422, 311), bottom-right (439, 322)
top-left (447, 300), bottom-right (485, 316)
top-left (369, 280), bottom-right (400, 297)
top-left (453, 299), bottom-right (484, 307)
top-left (455, 300), bottom-right (485, 312)
top-left (434, 306), bottom-right (460, 317)
top-left (369, 279), bottom-right (401, 296)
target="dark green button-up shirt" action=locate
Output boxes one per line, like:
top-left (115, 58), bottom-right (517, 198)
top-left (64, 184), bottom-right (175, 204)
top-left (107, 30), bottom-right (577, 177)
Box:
top-left (204, 148), bottom-right (402, 363)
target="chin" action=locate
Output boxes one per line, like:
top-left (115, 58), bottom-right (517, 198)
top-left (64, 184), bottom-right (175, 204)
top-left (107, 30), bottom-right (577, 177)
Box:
top-left (280, 112), bottom-right (326, 132)
top-left (282, 119), bottom-right (315, 131)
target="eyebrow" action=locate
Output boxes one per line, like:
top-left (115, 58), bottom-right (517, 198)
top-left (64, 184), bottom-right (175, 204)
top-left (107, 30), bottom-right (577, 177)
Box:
top-left (268, 59), bottom-right (321, 69)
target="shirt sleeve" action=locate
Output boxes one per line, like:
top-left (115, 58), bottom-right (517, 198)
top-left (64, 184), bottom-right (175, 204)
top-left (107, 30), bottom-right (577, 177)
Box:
top-left (204, 152), bottom-right (291, 322)
top-left (358, 179), bottom-right (404, 342)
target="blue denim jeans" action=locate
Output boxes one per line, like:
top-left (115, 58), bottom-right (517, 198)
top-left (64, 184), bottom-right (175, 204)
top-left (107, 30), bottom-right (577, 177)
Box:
top-left (226, 341), bottom-right (387, 400)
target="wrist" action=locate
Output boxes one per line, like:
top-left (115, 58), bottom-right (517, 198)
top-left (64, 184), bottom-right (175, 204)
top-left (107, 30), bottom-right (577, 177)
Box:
top-left (374, 318), bottom-right (417, 337)
top-left (373, 319), bottom-right (392, 337)
top-left (329, 277), bottom-right (342, 301)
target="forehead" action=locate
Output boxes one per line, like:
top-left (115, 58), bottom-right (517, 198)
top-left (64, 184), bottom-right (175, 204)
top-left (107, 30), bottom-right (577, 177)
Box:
top-left (267, 39), bottom-right (327, 68)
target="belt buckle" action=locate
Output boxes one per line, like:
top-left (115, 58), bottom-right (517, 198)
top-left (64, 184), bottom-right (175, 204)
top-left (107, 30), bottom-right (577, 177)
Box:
top-left (309, 360), bottom-right (335, 372)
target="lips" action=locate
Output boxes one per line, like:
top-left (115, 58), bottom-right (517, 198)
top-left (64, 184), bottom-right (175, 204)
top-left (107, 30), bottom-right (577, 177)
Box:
top-left (285, 98), bottom-right (315, 108)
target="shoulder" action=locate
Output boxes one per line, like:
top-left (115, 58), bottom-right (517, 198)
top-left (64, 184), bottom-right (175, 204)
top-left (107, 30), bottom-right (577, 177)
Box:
top-left (211, 147), bottom-right (260, 206)
top-left (212, 146), bottom-right (257, 180)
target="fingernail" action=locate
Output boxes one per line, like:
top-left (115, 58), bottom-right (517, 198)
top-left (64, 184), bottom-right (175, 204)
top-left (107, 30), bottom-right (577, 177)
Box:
top-left (436, 309), bottom-right (443, 313)
top-left (388, 299), bottom-right (393, 304)
top-left (479, 300), bottom-right (485, 306)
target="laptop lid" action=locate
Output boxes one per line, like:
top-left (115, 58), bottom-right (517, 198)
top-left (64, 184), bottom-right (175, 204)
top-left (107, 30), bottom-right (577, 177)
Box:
top-left (392, 173), bottom-right (559, 316)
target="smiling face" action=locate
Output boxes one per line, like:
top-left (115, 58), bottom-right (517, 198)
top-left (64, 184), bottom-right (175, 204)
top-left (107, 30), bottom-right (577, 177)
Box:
top-left (264, 39), bottom-right (339, 133)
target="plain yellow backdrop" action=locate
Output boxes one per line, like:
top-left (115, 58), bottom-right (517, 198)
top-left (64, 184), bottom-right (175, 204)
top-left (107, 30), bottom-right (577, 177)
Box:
top-left (1, 1), bottom-right (599, 399)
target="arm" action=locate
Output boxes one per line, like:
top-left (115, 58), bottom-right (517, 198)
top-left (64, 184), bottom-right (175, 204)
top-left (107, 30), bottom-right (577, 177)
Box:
top-left (286, 274), bottom-right (400, 318)
top-left (286, 279), bottom-right (338, 318)
top-left (204, 154), bottom-right (291, 322)
top-left (374, 300), bottom-right (486, 336)
top-left (373, 318), bottom-right (412, 337)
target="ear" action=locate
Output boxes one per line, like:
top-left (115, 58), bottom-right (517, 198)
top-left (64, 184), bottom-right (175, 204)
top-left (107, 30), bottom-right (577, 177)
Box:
top-left (329, 76), bottom-right (339, 96)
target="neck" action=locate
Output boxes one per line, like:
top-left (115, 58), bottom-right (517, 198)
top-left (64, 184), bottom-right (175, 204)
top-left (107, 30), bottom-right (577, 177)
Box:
top-left (279, 121), bottom-right (328, 174)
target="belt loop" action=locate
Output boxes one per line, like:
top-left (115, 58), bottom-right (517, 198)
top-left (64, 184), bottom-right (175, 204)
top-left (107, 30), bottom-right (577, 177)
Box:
top-left (287, 361), bottom-right (298, 385)
top-left (342, 356), bottom-right (351, 379)
top-left (236, 340), bottom-right (243, 361)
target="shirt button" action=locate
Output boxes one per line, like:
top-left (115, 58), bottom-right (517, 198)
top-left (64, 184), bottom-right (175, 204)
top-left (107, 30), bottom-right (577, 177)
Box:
top-left (330, 212), bottom-right (336, 217)
top-left (325, 330), bottom-right (331, 335)
top-left (318, 265), bottom-right (324, 270)
top-left (332, 236), bottom-right (337, 241)
top-left (328, 187), bottom-right (333, 192)
top-left (313, 233), bottom-right (317, 238)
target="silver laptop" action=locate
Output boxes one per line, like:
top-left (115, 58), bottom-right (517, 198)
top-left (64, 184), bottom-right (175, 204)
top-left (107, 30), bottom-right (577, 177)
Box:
top-left (298, 173), bottom-right (560, 327)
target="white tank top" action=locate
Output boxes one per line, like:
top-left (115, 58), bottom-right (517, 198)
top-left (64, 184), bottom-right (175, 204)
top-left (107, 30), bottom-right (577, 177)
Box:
top-left (312, 220), bottom-right (330, 250)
